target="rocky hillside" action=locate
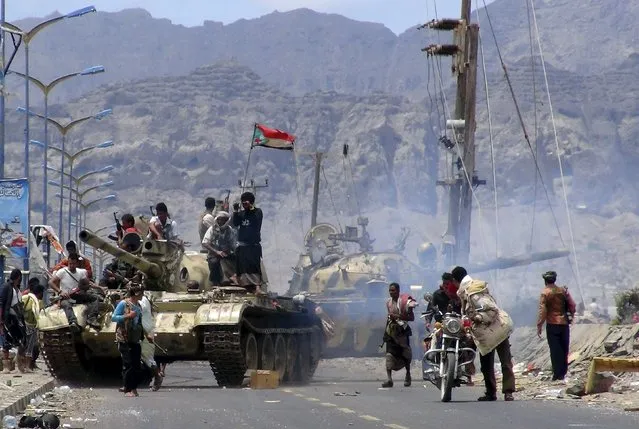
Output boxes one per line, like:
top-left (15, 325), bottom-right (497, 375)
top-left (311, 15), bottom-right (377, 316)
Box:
top-left (9, 0), bottom-right (638, 102)
top-left (3, 1), bottom-right (639, 302)
top-left (3, 59), bottom-right (639, 304)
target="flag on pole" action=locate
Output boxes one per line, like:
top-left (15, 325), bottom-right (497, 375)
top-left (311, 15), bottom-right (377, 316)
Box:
top-left (252, 123), bottom-right (296, 150)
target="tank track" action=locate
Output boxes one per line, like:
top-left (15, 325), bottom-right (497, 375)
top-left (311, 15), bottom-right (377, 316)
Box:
top-left (202, 322), bottom-right (322, 387)
top-left (39, 328), bottom-right (89, 385)
top-left (202, 325), bottom-right (246, 387)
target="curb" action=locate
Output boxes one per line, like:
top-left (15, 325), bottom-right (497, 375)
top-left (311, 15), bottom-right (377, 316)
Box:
top-left (0, 378), bottom-right (56, 419)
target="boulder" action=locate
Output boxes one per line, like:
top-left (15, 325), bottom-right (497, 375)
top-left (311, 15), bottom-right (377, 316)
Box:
top-left (588, 372), bottom-right (616, 394)
top-left (566, 381), bottom-right (586, 396)
top-left (604, 340), bottom-right (619, 353)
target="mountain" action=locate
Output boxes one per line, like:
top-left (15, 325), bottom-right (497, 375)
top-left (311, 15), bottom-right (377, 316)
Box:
top-left (1, 61), bottom-right (438, 288)
top-left (9, 0), bottom-right (638, 104)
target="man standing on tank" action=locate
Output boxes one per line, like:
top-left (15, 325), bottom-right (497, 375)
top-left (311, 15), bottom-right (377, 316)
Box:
top-left (148, 202), bottom-right (178, 241)
top-left (232, 192), bottom-right (263, 293)
top-left (198, 197), bottom-right (217, 243)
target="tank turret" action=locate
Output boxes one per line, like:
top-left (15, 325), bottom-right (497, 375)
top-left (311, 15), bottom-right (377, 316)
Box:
top-left (79, 230), bottom-right (161, 278)
top-left (79, 229), bottom-right (209, 292)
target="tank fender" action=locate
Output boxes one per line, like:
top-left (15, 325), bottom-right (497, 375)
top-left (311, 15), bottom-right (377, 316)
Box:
top-left (194, 302), bottom-right (247, 326)
top-left (38, 304), bottom-right (90, 331)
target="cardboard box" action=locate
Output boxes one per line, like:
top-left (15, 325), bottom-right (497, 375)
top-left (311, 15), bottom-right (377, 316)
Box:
top-left (250, 370), bottom-right (280, 389)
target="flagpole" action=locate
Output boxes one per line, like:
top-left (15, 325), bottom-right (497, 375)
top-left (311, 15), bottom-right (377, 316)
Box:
top-left (242, 123), bottom-right (257, 191)
top-left (292, 148), bottom-right (306, 238)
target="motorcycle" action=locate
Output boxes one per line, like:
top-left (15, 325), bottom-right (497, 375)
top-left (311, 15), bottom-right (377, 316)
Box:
top-left (421, 294), bottom-right (476, 402)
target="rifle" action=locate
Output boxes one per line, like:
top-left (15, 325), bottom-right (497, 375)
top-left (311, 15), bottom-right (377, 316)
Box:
top-left (108, 211), bottom-right (122, 242)
top-left (379, 316), bottom-right (392, 349)
top-left (105, 269), bottom-right (134, 289)
top-left (114, 211), bottom-right (122, 236)
top-left (223, 189), bottom-right (231, 210)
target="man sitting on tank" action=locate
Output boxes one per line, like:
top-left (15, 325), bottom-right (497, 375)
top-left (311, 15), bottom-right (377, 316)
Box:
top-left (100, 229), bottom-right (140, 290)
top-left (202, 211), bottom-right (236, 286)
top-left (232, 192), bottom-right (264, 293)
top-left (51, 240), bottom-right (94, 280)
top-left (148, 202), bottom-right (179, 241)
top-left (49, 253), bottom-right (104, 331)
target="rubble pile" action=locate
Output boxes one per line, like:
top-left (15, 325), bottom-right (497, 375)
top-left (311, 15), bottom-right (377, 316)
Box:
top-left (3, 386), bottom-right (99, 429)
top-left (509, 324), bottom-right (639, 409)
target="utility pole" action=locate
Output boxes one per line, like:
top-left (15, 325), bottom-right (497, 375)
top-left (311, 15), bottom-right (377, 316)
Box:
top-left (238, 178), bottom-right (269, 197)
top-left (422, 0), bottom-right (484, 266)
top-left (310, 152), bottom-right (324, 228)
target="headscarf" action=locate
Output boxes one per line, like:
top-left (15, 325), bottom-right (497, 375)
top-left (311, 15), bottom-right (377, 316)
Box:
top-left (215, 211), bottom-right (230, 222)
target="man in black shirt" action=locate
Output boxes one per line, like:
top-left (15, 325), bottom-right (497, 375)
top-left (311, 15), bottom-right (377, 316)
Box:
top-left (232, 191), bottom-right (264, 293)
top-left (426, 273), bottom-right (462, 325)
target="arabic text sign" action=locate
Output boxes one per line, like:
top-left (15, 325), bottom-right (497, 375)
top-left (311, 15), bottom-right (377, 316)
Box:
top-left (0, 178), bottom-right (29, 258)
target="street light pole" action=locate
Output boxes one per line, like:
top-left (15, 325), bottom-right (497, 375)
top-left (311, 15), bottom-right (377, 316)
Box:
top-left (34, 139), bottom-right (113, 242)
top-left (0, 0), bottom-right (4, 285)
top-left (2, 6), bottom-right (97, 276)
top-left (10, 65), bottom-right (105, 226)
top-left (1, 6), bottom-right (97, 182)
top-left (56, 193), bottom-right (116, 242)
top-left (19, 107), bottom-right (113, 244)
top-left (52, 179), bottom-right (113, 243)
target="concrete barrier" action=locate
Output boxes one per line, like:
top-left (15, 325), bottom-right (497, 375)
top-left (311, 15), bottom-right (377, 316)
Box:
top-left (585, 357), bottom-right (639, 394)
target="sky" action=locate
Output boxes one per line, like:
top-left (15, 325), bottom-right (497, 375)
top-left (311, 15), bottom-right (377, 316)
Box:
top-left (7, 0), bottom-right (496, 35)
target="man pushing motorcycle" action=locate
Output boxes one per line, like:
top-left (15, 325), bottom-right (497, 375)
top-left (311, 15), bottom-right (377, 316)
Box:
top-left (452, 266), bottom-right (515, 402)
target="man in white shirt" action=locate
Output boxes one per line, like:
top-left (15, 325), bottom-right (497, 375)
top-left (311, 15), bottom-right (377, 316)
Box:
top-left (148, 202), bottom-right (179, 240)
top-left (48, 253), bottom-right (90, 332)
top-left (139, 294), bottom-right (164, 391)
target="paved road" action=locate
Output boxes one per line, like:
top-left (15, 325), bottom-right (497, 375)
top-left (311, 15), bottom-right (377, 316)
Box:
top-left (75, 361), bottom-right (639, 429)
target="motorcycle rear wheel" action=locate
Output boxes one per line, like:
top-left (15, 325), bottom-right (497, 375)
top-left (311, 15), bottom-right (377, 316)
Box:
top-left (441, 351), bottom-right (456, 402)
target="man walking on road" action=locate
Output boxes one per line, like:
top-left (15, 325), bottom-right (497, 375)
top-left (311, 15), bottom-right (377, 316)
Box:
top-left (537, 271), bottom-right (576, 382)
top-left (382, 282), bottom-right (417, 388)
top-left (452, 266), bottom-right (515, 402)
top-left (112, 285), bottom-right (153, 397)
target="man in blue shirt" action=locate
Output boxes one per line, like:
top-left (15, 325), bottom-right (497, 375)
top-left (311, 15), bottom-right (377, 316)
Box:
top-left (112, 285), bottom-right (153, 397)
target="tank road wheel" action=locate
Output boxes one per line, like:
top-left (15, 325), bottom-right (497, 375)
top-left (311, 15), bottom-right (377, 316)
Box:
top-left (245, 332), bottom-right (259, 371)
top-left (295, 334), bottom-right (311, 385)
top-left (308, 329), bottom-right (322, 378)
top-left (284, 335), bottom-right (298, 382)
top-left (273, 335), bottom-right (287, 383)
top-left (259, 334), bottom-right (275, 370)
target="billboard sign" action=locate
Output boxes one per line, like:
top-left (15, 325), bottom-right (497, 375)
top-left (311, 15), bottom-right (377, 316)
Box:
top-left (0, 178), bottom-right (29, 259)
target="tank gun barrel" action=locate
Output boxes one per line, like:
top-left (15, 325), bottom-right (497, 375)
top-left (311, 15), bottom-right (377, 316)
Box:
top-left (79, 230), bottom-right (162, 279)
top-left (468, 249), bottom-right (571, 274)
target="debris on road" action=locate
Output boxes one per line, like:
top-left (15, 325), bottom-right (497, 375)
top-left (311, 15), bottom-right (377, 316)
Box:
top-left (333, 391), bottom-right (360, 397)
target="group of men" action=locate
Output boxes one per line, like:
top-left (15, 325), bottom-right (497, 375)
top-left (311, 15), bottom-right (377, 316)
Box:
top-left (0, 269), bottom-right (44, 373)
top-left (383, 266), bottom-right (516, 402)
top-left (0, 238), bottom-right (100, 374)
top-left (198, 192), bottom-right (264, 292)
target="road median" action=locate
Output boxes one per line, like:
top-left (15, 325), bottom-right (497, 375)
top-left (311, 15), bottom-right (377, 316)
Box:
top-left (0, 372), bottom-right (55, 419)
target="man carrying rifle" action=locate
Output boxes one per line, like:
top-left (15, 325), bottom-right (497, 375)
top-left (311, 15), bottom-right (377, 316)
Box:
top-left (49, 254), bottom-right (106, 331)
top-left (102, 214), bottom-right (140, 289)
top-left (382, 282), bottom-right (417, 388)
top-left (112, 213), bottom-right (139, 242)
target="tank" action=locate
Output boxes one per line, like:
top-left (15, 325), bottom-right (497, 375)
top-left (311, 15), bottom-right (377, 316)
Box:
top-left (287, 219), bottom-right (570, 358)
top-left (38, 230), bottom-right (327, 387)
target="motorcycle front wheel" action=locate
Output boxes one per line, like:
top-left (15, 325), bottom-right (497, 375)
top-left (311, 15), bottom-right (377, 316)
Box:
top-left (441, 351), bottom-right (456, 402)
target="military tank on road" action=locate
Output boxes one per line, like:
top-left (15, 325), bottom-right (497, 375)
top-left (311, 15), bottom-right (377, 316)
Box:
top-left (287, 218), bottom-right (570, 358)
top-left (38, 230), bottom-right (326, 387)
